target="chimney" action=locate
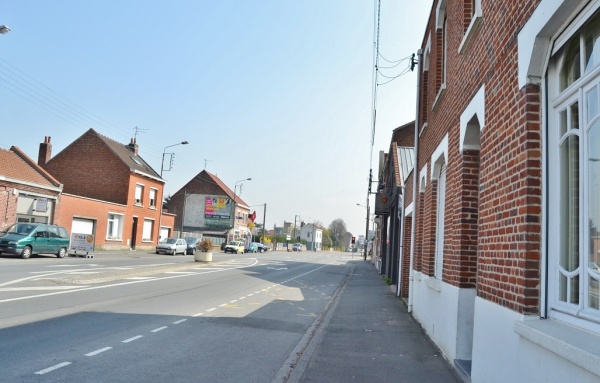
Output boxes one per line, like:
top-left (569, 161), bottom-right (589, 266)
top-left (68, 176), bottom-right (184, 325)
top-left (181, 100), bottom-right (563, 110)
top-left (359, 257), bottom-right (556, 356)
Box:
top-left (38, 136), bottom-right (52, 166)
top-left (128, 137), bottom-right (139, 155)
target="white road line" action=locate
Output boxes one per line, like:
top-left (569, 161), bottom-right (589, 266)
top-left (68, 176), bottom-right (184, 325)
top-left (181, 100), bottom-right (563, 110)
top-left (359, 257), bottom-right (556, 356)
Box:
top-left (239, 297), bottom-right (246, 300)
top-left (192, 312), bottom-right (204, 317)
top-left (247, 293), bottom-right (254, 297)
top-left (122, 335), bottom-right (143, 343)
top-left (0, 259), bottom-right (261, 304)
top-left (35, 362), bottom-right (71, 375)
top-left (219, 303), bottom-right (227, 307)
top-left (173, 319), bottom-right (187, 324)
top-left (206, 308), bottom-right (216, 312)
top-left (0, 286), bottom-right (86, 291)
top-left (230, 300), bottom-right (238, 303)
top-left (151, 326), bottom-right (167, 333)
top-left (85, 347), bottom-right (112, 356)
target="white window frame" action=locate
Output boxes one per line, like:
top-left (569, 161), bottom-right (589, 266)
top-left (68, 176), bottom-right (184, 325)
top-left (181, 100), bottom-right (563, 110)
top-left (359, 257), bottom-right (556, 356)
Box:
top-left (107, 213), bottom-right (124, 240)
top-left (134, 184), bottom-right (144, 206)
top-left (142, 219), bottom-right (154, 242)
top-left (431, 135), bottom-right (449, 280)
top-left (149, 188), bottom-right (157, 208)
top-left (547, 7), bottom-right (600, 332)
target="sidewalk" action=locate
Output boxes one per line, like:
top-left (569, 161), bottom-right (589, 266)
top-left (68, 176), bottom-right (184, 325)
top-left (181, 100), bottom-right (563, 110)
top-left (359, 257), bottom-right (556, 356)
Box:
top-left (298, 259), bottom-right (462, 383)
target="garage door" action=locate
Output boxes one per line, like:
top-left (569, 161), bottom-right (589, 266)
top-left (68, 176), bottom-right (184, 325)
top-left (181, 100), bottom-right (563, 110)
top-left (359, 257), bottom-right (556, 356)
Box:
top-left (71, 218), bottom-right (95, 235)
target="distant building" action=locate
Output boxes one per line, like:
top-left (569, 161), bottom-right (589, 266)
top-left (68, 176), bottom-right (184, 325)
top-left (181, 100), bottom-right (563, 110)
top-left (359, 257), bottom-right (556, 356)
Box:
top-left (299, 223), bottom-right (322, 251)
top-left (168, 170), bottom-right (251, 247)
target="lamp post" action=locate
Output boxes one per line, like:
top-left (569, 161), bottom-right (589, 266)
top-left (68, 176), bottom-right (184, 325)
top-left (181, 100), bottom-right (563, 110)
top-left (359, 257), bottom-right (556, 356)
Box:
top-left (157, 141), bottom-right (188, 244)
top-left (231, 177), bottom-right (251, 241)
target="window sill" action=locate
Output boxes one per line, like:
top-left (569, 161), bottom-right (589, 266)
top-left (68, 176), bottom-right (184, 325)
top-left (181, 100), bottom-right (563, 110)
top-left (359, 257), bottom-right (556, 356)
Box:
top-left (142, 240), bottom-right (154, 243)
top-left (419, 122), bottom-right (428, 137)
top-left (134, 203), bottom-right (143, 208)
top-left (432, 84), bottom-right (446, 111)
top-left (105, 238), bottom-right (123, 242)
top-left (458, 15), bottom-right (482, 54)
top-left (425, 277), bottom-right (441, 292)
top-left (514, 318), bottom-right (600, 376)
top-left (149, 206), bottom-right (156, 210)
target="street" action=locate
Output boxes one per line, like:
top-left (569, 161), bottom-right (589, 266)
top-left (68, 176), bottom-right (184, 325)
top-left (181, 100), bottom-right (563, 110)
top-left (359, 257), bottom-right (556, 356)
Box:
top-left (0, 250), bottom-right (354, 383)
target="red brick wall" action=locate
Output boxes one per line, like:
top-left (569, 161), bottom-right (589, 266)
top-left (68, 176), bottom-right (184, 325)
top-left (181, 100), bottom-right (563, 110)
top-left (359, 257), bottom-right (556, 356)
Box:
top-left (412, 0), bottom-right (542, 313)
top-left (400, 216), bottom-right (412, 298)
top-left (43, 130), bottom-right (130, 205)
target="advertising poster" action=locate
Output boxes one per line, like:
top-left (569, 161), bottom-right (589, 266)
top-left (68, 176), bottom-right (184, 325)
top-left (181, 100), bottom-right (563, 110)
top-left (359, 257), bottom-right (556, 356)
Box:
top-left (204, 196), bottom-right (233, 228)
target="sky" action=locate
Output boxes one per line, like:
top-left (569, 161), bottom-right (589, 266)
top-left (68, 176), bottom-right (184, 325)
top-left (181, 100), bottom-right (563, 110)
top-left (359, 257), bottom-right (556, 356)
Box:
top-left (0, 1), bottom-right (432, 236)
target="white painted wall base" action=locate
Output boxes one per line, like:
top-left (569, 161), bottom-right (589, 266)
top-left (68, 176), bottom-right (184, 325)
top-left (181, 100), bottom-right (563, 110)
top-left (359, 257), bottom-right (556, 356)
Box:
top-left (471, 297), bottom-right (600, 383)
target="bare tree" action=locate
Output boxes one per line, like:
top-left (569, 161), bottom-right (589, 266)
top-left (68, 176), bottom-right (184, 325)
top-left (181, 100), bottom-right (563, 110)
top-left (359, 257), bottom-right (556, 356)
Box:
top-left (328, 218), bottom-right (347, 247)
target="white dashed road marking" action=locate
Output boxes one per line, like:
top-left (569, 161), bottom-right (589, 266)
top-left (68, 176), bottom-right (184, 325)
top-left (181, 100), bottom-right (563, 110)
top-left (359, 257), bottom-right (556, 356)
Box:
top-left (151, 326), bottom-right (167, 333)
top-left (122, 335), bottom-right (143, 343)
top-left (35, 362), bottom-right (71, 375)
top-left (85, 347), bottom-right (112, 356)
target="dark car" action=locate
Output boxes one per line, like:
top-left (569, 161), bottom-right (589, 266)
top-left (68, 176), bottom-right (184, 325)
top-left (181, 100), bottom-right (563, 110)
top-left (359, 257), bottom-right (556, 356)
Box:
top-left (183, 237), bottom-right (201, 255)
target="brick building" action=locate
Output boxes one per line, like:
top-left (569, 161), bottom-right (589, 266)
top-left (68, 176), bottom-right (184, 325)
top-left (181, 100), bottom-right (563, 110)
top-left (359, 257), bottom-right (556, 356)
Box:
top-left (0, 146), bottom-right (63, 230)
top-left (375, 121), bottom-right (415, 298)
top-left (379, 0), bottom-right (600, 381)
top-left (168, 170), bottom-right (251, 248)
top-left (39, 130), bottom-right (174, 251)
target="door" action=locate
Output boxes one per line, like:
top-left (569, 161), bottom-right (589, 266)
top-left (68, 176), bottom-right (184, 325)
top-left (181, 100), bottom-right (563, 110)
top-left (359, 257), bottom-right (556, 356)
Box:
top-left (131, 217), bottom-right (138, 250)
top-left (31, 225), bottom-right (50, 254)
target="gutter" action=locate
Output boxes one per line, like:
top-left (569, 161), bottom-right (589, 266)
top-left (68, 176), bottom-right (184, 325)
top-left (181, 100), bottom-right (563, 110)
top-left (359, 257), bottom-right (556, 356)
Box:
top-left (408, 49), bottom-right (422, 313)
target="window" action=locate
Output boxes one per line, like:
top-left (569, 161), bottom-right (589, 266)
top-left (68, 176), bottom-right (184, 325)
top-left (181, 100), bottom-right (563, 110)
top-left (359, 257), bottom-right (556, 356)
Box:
top-left (434, 163), bottom-right (447, 279)
top-left (142, 219), bottom-right (154, 242)
top-left (549, 9), bottom-right (600, 329)
top-left (107, 213), bottom-right (124, 240)
top-left (134, 184), bottom-right (144, 206)
top-left (149, 188), bottom-right (157, 208)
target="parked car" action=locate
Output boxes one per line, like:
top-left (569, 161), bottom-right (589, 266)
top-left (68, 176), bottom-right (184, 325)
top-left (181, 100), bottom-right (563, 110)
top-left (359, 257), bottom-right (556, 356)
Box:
top-left (255, 242), bottom-right (268, 253)
top-left (183, 237), bottom-right (201, 255)
top-left (156, 237), bottom-right (187, 255)
top-left (224, 240), bottom-right (245, 254)
top-left (0, 223), bottom-right (70, 259)
top-left (245, 242), bottom-right (258, 253)
top-left (292, 243), bottom-right (302, 252)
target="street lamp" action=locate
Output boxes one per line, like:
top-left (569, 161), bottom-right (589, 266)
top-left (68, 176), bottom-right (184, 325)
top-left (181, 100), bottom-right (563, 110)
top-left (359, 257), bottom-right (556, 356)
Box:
top-left (157, 140), bottom-right (188, 243)
top-left (0, 25), bottom-right (10, 35)
top-left (231, 177), bottom-right (251, 241)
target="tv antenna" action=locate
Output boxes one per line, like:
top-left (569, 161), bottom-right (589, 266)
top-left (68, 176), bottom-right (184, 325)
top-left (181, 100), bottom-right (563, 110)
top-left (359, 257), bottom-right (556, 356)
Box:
top-left (204, 159), bottom-right (213, 169)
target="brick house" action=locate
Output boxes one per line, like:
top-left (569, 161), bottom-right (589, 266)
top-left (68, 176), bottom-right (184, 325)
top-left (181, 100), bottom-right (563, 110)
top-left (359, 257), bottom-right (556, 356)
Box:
top-left (380, 0), bottom-right (600, 382)
top-left (168, 170), bottom-right (251, 248)
top-left (375, 121), bottom-right (415, 298)
top-left (0, 146), bottom-right (63, 230)
top-left (39, 130), bottom-right (174, 251)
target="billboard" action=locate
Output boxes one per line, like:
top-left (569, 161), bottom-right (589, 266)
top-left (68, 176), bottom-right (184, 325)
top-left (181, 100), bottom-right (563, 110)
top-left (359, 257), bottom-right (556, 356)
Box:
top-left (205, 197), bottom-right (231, 218)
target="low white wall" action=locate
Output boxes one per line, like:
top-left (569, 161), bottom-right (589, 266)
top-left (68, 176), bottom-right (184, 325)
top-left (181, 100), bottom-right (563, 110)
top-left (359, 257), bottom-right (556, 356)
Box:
top-left (411, 273), bottom-right (475, 361)
top-left (471, 297), bottom-right (600, 383)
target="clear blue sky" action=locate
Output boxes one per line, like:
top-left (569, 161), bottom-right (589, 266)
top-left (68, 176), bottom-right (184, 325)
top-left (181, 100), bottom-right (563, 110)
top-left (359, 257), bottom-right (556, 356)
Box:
top-left (0, 1), bottom-right (431, 235)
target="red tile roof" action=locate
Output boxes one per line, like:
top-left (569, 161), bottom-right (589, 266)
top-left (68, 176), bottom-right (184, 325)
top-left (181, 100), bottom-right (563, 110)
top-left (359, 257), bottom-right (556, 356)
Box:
top-left (0, 146), bottom-right (62, 188)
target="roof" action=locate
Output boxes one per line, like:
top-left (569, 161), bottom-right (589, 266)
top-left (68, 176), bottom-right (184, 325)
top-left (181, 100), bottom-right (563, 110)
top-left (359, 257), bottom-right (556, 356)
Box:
top-left (177, 170), bottom-right (250, 208)
top-left (92, 129), bottom-right (161, 179)
top-left (0, 146), bottom-right (62, 189)
top-left (397, 146), bottom-right (415, 183)
top-left (202, 170), bottom-right (250, 207)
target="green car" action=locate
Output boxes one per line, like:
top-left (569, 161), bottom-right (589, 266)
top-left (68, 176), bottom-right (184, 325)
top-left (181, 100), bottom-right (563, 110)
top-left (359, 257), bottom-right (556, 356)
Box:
top-left (0, 223), bottom-right (70, 259)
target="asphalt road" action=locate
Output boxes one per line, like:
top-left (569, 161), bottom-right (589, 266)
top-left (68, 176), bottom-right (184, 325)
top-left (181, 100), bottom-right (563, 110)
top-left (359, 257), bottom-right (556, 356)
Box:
top-left (0, 250), bottom-right (355, 382)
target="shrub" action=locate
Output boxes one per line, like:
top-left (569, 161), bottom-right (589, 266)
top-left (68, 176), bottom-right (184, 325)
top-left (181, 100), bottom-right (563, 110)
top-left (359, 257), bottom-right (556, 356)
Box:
top-left (199, 238), bottom-right (213, 252)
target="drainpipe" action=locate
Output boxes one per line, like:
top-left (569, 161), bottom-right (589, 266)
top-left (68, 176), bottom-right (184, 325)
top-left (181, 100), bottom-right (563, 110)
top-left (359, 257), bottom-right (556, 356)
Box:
top-left (396, 188), bottom-right (405, 297)
top-left (408, 49), bottom-right (422, 313)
